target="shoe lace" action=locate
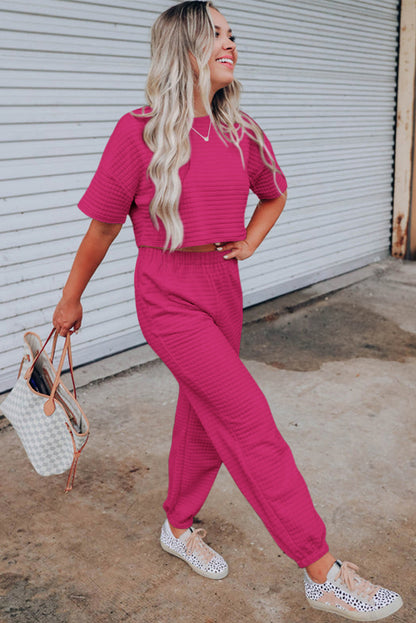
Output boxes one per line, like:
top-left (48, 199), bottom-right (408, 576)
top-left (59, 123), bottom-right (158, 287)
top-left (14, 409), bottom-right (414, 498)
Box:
top-left (185, 528), bottom-right (215, 563)
top-left (335, 562), bottom-right (380, 599)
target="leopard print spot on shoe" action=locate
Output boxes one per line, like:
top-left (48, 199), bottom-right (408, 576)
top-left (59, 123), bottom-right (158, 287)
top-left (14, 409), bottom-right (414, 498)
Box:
top-left (160, 519), bottom-right (229, 580)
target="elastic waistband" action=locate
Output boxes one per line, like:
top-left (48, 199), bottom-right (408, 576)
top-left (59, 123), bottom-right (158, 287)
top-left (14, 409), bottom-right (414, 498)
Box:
top-left (138, 245), bottom-right (232, 268)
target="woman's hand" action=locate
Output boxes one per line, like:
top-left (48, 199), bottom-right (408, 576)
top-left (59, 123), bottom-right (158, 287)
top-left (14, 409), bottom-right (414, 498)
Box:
top-left (215, 195), bottom-right (287, 261)
top-left (53, 296), bottom-right (83, 337)
top-left (215, 239), bottom-right (255, 261)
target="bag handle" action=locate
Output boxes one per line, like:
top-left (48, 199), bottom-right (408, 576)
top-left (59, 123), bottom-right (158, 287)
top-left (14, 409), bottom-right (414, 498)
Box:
top-left (51, 329), bottom-right (59, 362)
top-left (49, 330), bottom-right (77, 399)
top-left (25, 327), bottom-right (56, 372)
top-left (24, 328), bottom-right (77, 414)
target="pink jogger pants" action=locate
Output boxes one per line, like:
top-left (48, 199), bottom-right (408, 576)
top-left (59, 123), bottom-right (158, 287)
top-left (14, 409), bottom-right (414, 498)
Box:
top-left (135, 247), bottom-right (328, 568)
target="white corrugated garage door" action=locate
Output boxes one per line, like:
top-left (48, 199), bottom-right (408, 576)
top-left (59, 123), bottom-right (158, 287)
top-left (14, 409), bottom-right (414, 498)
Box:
top-left (234, 0), bottom-right (399, 304)
top-left (0, 0), bottom-right (399, 392)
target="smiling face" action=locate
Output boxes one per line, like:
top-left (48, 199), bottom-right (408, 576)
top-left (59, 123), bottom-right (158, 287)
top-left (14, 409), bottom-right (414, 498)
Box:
top-left (207, 7), bottom-right (237, 95)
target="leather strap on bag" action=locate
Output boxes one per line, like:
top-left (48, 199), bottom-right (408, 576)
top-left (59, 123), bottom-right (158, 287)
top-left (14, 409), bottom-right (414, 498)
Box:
top-left (50, 330), bottom-right (77, 400)
top-left (24, 328), bottom-right (77, 415)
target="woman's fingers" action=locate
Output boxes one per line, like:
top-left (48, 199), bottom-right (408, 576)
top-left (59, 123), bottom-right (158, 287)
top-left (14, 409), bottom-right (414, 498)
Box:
top-left (54, 322), bottom-right (76, 337)
top-left (52, 298), bottom-right (83, 337)
top-left (217, 240), bottom-right (254, 260)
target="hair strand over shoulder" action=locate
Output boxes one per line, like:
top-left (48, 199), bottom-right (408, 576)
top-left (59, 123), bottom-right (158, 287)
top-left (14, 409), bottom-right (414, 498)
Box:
top-left (131, 0), bottom-right (283, 250)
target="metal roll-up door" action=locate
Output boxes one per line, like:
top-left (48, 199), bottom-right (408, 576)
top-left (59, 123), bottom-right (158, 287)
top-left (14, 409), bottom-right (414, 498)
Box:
top-left (225, 0), bottom-right (399, 305)
top-left (0, 0), bottom-right (399, 392)
top-left (0, 0), bottom-right (167, 392)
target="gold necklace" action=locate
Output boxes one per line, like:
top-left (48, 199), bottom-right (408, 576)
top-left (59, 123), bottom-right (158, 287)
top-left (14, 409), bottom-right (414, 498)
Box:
top-left (191, 119), bottom-right (212, 142)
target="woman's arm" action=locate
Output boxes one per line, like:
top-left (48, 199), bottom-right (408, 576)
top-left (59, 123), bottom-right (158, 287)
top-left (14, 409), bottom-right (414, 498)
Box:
top-left (219, 191), bottom-right (287, 260)
top-left (53, 219), bottom-right (122, 336)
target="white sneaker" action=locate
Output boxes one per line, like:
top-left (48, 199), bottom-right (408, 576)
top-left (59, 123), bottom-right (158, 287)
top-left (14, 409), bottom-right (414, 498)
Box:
top-left (160, 519), bottom-right (228, 580)
top-left (304, 560), bottom-right (403, 621)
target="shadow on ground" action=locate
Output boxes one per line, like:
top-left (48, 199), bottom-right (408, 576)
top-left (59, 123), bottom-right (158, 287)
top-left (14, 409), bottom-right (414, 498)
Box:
top-left (241, 301), bottom-right (416, 371)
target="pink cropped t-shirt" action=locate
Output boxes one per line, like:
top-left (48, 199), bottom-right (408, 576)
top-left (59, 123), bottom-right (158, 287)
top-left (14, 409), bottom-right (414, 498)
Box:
top-left (78, 107), bottom-right (287, 248)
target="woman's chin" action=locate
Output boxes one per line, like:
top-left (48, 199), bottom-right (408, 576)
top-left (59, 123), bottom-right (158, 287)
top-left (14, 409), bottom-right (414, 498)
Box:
top-left (212, 77), bottom-right (235, 92)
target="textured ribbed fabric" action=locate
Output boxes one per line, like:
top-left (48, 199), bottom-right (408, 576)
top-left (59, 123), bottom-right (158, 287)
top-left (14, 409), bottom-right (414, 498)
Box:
top-left (78, 109), bottom-right (325, 568)
top-left (135, 247), bottom-right (328, 568)
top-left (78, 107), bottom-right (287, 248)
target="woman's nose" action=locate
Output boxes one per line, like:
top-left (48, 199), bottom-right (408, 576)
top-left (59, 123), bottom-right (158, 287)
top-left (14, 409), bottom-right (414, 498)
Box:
top-left (223, 38), bottom-right (235, 50)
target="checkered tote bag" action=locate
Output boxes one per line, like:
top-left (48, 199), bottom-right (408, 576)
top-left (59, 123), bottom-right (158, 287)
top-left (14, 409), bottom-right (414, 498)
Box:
top-left (1, 329), bottom-right (89, 492)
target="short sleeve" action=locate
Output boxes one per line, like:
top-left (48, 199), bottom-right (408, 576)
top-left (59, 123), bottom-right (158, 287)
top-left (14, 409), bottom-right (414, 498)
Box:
top-left (247, 127), bottom-right (287, 201)
top-left (78, 113), bottom-right (144, 224)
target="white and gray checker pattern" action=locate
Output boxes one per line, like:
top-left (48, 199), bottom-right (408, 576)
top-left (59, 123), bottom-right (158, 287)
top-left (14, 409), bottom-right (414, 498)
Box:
top-left (1, 333), bottom-right (89, 477)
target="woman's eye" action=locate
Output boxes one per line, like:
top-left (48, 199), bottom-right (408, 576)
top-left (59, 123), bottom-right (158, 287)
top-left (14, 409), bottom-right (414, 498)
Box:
top-left (215, 31), bottom-right (236, 43)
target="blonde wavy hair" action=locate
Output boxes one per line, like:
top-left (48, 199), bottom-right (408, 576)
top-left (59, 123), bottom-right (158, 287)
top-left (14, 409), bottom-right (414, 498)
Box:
top-left (132, 0), bottom-right (283, 250)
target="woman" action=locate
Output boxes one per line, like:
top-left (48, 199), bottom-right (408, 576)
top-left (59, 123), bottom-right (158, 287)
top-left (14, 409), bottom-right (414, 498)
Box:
top-left (53, 2), bottom-right (403, 619)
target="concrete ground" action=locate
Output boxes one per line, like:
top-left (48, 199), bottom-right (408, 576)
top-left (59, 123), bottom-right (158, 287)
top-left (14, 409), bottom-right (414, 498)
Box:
top-left (0, 258), bottom-right (415, 623)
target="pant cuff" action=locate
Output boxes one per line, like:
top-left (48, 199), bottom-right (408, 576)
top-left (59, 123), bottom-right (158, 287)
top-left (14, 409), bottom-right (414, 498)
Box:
top-left (164, 512), bottom-right (193, 530)
top-left (296, 542), bottom-right (330, 569)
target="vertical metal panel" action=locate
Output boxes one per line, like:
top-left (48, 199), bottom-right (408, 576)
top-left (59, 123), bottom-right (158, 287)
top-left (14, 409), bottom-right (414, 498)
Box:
top-left (0, 0), bottom-right (399, 391)
top-left (392, 0), bottom-right (416, 258)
